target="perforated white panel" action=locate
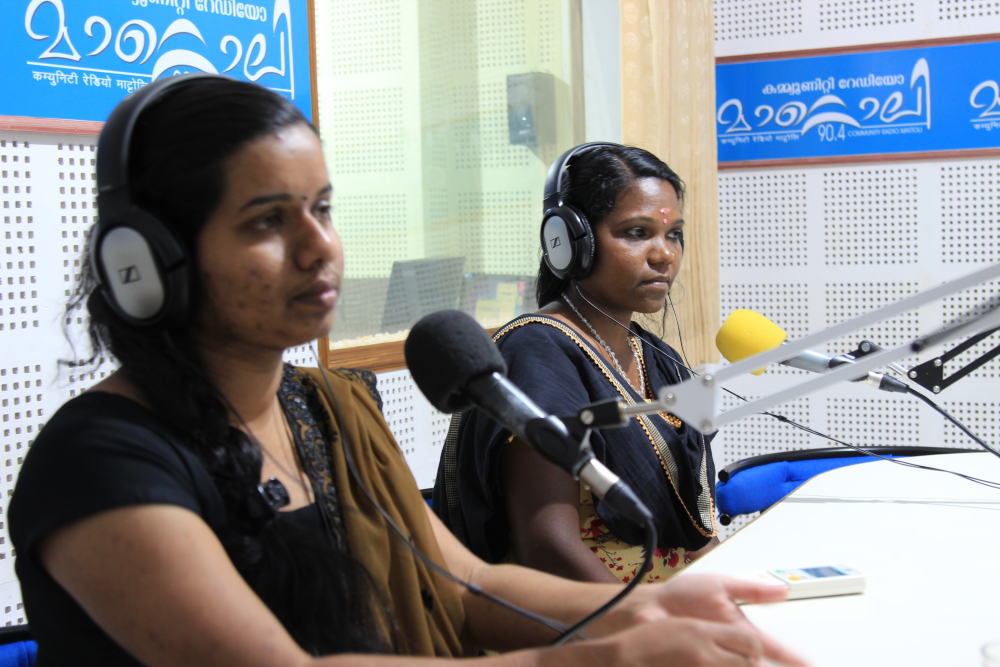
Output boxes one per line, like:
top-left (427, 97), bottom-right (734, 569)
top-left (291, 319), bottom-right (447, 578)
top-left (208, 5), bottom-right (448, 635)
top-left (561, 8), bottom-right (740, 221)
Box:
top-left (823, 167), bottom-right (918, 265)
top-left (335, 194), bottom-right (411, 279)
top-left (716, 157), bottom-right (1000, 540)
top-left (941, 280), bottom-right (1000, 379)
top-left (0, 131), bottom-right (107, 625)
top-left (826, 395), bottom-right (923, 446)
top-left (324, 88), bottom-right (406, 175)
top-left (720, 393), bottom-right (814, 461)
top-left (64, 358), bottom-right (115, 399)
top-left (283, 342), bottom-right (319, 368)
top-left (939, 0), bottom-right (1000, 19)
top-left (719, 173), bottom-right (807, 268)
top-left (459, 190), bottom-right (536, 274)
top-left (940, 399), bottom-right (1000, 447)
top-left (376, 369), bottom-right (450, 489)
top-left (941, 163), bottom-right (1000, 265)
top-left (0, 581), bottom-right (24, 627)
top-left (714, 0), bottom-right (1000, 57)
top-left (720, 282), bottom-right (810, 376)
top-left (473, 0), bottom-right (527, 69)
top-left (818, 0), bottom-right (916, 31)
top-left (325, 0), bottom-right (403, 76)
top-left (714, 0), bottom-right (804, 43)
top-left (824, 281), bottom-right (922, 358)
top-left (452, 82), bottom-right (533, 171)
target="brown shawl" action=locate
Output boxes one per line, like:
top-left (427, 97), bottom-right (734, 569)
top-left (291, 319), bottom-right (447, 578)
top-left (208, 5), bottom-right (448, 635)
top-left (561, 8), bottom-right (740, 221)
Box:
top-left (299, 368), bottom-right (471, 657)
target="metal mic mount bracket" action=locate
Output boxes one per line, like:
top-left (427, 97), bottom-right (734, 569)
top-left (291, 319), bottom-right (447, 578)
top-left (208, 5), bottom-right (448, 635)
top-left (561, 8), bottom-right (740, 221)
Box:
top-left (906, 326), bottom-right (1000, 394)
top-left (659, 262), bottom-right (1000, 434)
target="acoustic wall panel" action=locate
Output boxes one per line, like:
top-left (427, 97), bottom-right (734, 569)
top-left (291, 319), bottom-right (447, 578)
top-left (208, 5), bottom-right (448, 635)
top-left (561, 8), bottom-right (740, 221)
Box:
top-left (376, 369), bottom-right (450, 489)
top-left (332, 194), bottom-right (411, 279)
top-left (720, 282), bottom-right (811, 377)
top-left (283, 343), bottom-right (319, 368)
top-left (714, 0), bottom-right (805, 43)
top-left (817, 0), bottom-right (917, 31)
top-left (715, 158), bottom-right (1000, 500)
top-left (324, 88), bottom-right (407, 175)
top-left (719, 172), bottom-right (808, 268)
top-left (822, 167), bottom-right (919, 266)
top-left (941, 163), bottom-right (1000, 265)
top-left (0, 132), bottom-right (104, 622)
top-left (715, 0), bottom-right (1000, 57)
top-left (940, 399), bottom-right (1000, 447)
top-left (325, 0), bottom-right (404, 76)
top-left (937, 0), bottom-right (1000, 20)
top-left (941, 280), bottom-right (1000, 379)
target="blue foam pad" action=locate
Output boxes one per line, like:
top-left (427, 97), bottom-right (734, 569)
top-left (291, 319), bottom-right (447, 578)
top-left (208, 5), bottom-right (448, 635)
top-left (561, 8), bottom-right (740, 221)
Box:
top-left (0, 640), bottom-right (37, 667)
top-left (716, 455), bottom-right (900, 517)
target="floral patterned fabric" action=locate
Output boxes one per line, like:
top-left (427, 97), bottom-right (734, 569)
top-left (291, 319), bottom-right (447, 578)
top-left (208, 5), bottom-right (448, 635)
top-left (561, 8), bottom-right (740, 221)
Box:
top-left (579, 485), bottom-right (692, 584)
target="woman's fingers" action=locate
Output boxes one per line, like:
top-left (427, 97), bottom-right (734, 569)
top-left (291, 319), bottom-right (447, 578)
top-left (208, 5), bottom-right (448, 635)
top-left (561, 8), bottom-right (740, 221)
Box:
top-left (609, 617), bottom-right (774, 667)
top-left (720, 576), bottom-right (790, 605)
top-left (709, 620), bottom-right (765, 662)
top-left (751, 630), bottom-right (812, 667)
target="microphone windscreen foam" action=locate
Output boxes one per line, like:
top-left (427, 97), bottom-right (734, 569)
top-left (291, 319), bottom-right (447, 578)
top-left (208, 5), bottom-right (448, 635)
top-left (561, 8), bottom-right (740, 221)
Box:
top-left (404, 310), bottom-right (507, 413)
top-left (716, 309), bottom-right (787, 376)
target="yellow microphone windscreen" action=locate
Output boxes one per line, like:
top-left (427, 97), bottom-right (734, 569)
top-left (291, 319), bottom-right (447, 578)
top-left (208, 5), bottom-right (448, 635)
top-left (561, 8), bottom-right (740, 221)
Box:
top-left (716, 309), bottom-right (787, 376)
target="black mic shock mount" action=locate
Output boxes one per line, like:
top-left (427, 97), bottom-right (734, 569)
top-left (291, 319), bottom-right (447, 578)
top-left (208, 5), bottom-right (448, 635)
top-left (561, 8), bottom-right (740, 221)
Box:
top-left (903, 326), bottom-right (1000, 395)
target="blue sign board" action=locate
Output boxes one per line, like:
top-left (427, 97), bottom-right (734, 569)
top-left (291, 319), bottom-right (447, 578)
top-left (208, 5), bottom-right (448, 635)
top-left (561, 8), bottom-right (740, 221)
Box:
top-left (716, 40), bottom-right (1000, 163)
top-left (0, 0), bottom-right (313, 123)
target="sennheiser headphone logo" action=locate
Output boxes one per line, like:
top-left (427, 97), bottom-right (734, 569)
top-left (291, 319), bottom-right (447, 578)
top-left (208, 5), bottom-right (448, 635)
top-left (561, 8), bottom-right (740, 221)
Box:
top-left (118, 266), bottom-right (141, 284)
top-left (550, 237), bottom-right (562, 248)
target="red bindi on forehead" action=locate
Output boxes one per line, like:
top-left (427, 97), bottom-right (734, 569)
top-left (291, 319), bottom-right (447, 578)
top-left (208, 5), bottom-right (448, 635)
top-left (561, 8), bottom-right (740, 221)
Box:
top-left (660, 207), bottom-right (671, 223)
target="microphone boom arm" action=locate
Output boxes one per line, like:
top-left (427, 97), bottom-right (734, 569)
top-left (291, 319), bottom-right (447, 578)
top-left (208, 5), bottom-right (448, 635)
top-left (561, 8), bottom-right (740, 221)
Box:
top-left (906, 326), bottom-right (1000, 394)
top-left (659, 262), bottom-right (1000, 434)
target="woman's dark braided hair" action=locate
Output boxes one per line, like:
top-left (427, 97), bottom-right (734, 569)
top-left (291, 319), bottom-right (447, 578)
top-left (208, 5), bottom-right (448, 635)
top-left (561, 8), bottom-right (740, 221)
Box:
top-left (535, 145), bottom-right (685, 308)
top-left (70, 78), bottom-right (394, 655)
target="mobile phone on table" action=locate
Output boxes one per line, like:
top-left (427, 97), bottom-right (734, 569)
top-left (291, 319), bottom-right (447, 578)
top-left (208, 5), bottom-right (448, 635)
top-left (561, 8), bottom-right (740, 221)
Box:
top-left (766, 565), bottom-right (866, 600)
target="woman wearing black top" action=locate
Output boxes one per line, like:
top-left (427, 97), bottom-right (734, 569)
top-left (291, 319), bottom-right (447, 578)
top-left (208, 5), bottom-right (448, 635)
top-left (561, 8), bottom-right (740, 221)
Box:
top-left (8, 76), bottom-right (804, 667)
top-left (437, 145), bottom-right (719, 585)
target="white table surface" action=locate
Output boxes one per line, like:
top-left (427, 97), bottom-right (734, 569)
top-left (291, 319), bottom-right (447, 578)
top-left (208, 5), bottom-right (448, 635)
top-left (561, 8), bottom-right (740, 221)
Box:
top-left (682, 452), bottom-right (1000, 667)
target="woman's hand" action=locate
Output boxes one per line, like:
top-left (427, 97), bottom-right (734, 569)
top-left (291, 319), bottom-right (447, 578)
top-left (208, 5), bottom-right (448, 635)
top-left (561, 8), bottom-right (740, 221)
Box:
top-left (539, 616), bottom-right (773, 667)
top-left (596, 573), bottom-right (809, 666)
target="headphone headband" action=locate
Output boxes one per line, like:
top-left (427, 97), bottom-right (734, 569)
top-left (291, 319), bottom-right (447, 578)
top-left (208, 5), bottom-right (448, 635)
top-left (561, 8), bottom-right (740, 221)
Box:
top-left (540, 142), bottom-right (623, 281)
top-left (542, 142), bottom-right (621, 213)
top-left (92, 73), bottom-right (228, 328)
top-left (97, 73), bottom-right (227, 219)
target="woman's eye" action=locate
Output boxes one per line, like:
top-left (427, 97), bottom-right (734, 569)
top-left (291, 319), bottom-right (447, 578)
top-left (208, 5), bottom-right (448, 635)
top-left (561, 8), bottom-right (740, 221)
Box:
top-left (626, 227), bottom-right (646, 239)
top-left (668, 229), bottom-right (684, 243)
top-left (315, 202), bottom-right (333, 220)
top-left (250, 212), bottom-right (282, 229)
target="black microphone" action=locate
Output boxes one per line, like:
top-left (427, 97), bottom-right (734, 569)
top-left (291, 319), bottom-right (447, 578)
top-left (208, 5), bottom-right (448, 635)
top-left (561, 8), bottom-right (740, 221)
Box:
top-left (405, 310), bottom-right (652, 526)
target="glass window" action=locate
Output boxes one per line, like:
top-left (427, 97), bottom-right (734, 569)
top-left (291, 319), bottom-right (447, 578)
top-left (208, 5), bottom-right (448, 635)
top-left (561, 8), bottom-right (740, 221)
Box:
top-left (314, 0), bottom-right (584, 350)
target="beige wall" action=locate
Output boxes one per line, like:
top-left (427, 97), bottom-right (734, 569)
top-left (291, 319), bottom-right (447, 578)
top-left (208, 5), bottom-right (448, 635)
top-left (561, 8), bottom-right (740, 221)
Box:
top-left (620, 0), bottom-right (720, 365)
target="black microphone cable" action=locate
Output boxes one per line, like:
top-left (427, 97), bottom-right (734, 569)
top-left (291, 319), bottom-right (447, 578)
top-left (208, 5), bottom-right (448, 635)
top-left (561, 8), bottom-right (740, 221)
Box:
top-left (310, 344), bottom-right (653, 646)
top-left (666, 306), bottom-right (1000, 491)
top-left (904, 387), bottom-right (1000, 461)
top-left (577, 290), bottom-right (1000, 492)
top-left (550, 517), bottom-right (656, 646)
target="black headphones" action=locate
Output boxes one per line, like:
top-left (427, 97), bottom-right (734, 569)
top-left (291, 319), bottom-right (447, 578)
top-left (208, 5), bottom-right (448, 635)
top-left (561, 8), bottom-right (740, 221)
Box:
top-left (540, 142), bottom-right (621, 281)
top-left (90, 73), bottom-right (225, 328)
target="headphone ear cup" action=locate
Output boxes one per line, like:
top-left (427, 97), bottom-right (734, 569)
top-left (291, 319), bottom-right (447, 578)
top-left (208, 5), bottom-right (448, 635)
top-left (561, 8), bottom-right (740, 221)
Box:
top-left (90, 210), bottom-right (189, 328)
top-left (573, 216), bottom-right (595, 280)
top-left (541, 204), bottom-right (593, 281)
top-left (541, 208), bottom-right (577, 280)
